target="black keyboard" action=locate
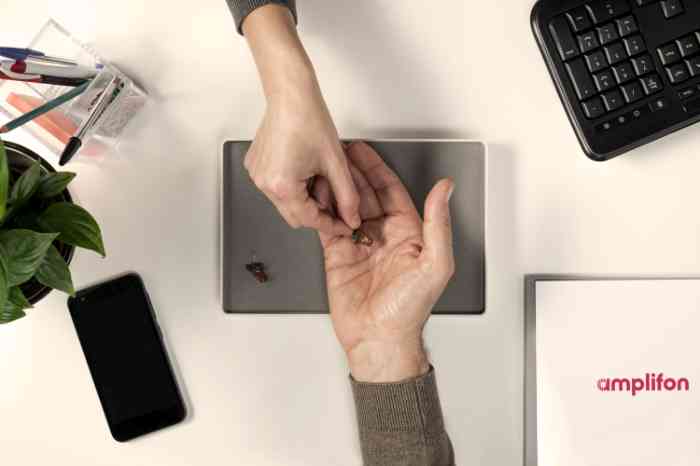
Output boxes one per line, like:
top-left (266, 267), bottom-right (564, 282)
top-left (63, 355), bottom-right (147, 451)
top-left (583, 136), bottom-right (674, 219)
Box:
top-left (532, 0), bottom-right (700, 161)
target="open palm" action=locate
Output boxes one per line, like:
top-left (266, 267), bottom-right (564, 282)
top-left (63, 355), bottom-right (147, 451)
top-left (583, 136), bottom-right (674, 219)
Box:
top-left (314, 143), bottom-right (455, 381)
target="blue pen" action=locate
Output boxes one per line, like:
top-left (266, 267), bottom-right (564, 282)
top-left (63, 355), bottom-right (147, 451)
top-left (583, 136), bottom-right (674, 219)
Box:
top-left (0, 47), bottom-right (77, 65)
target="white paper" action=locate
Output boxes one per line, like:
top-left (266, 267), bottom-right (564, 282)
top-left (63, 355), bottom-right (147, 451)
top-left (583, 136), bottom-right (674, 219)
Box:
top-left (536, 280), bottom-right (700, 466)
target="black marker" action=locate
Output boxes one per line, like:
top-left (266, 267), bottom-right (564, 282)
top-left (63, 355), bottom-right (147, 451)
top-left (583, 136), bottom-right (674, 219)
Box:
top-left (59, 76), bottom-right (123, 166)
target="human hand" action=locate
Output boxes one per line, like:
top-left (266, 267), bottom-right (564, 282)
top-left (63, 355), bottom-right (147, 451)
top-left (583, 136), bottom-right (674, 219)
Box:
top-left (242, 5), bottom-right (360, 235)
top-left (314, 142), bottom-right (455, 383)
top-left (245, 91), bottom-right (360, 235)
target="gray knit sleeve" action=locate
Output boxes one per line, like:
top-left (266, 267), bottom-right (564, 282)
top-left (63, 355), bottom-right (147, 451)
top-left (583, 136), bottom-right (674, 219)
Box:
top-left (350, 367), bottom-right (455, 466)
top-left (226, 0), bottom-right (297, 34)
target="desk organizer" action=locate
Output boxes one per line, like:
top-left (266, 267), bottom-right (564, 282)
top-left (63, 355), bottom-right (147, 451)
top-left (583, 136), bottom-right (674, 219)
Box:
top-left (0, 19), bottom-right (147, 163)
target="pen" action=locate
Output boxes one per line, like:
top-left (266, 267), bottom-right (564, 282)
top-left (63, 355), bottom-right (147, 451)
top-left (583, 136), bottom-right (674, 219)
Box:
top-left (59, 77), bottom-right (123, 166)
top-left (10, 61), bottom-right (98, 80)
top-left (1, 60), bottom-right (91, 86)
top-left (0, 81), bottom-right (90, 134)
top-left (0, 47), bottom-right (77, 66)
top-left (0, 68), bottom-right (88, 87)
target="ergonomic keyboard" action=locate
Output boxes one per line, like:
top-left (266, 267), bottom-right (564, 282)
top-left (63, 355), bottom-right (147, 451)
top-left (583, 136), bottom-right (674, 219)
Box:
top-left (532, 0), bottom-right (700, 161)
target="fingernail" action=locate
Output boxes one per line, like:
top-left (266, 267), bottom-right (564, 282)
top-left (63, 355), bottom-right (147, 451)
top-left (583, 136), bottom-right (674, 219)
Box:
top-left (447, 183), bottom-right (455, 202)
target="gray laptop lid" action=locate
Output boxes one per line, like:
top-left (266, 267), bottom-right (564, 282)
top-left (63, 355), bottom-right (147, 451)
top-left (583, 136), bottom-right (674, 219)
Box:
top-left (222, 140), bottom-right (485, 314)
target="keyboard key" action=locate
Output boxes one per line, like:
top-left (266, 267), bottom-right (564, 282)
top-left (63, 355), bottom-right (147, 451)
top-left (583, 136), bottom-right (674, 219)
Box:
top-left (616, 15), bottom-right (638, 37)
top-left (658, 43), bottom-right (681, 65)
top-left (630, 106), bottom-right (648, 119)
top-left (578, 31), bottom-right (601, 53)
top-left (601, 89), bottom-right (625, 111)
top-left (550, 17), bottom-right (580, 61)
top-left (597, 23), bottom-right (619, 45)
top-left (605, 42), bottom-right (628, 64)
top-left (676, 35), bottom-right (700, 58)
top-left (587, 1), bottom-right (631, 24)
top-left (594, 69), bottom-right (617, 91)
top-left (661, 0), bottom-right (684, 18)
top-left (641, 73), bottom-right (663, 94)
top-left (613, 62), bottom-right (636, 83)
top-left (596, 121), bottom-right (614, 132)
top-left (687, 56), bottom-right (700, 76)
top-left (621, 81), bottom-right (644, 103)
top-left (582, 96), bottom-right (606, 118)
top-left (566, 7), bottom-right (593, 32)
top-left (684, 96), bottom-right (700, 114)
top-left (566, 59), bottom-right (597, 100)
top-left (586, 50), bottom-right (608, 72)
top-left (632, 54), bottom-right (654, 75)
top-left (624, 35), bottom-right (646, 56)
top-left (650, 97), bottom-right (670, 112)
top-left (667, 62), bottom-right (690, 83)
top-left (678, 87), bottom-right (697, 99)
top-left (616, 114), bottom-right (630, 125)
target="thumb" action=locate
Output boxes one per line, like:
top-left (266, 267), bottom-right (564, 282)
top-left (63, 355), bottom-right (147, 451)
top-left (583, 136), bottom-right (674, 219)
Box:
top-left (421, 178), bottom-right (455, 282)
top-left (324, 147), bottom-right (361, 229)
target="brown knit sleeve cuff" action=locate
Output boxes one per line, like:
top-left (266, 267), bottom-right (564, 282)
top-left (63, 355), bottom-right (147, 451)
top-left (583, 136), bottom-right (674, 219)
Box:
top-left (226, 0), bottom-right (298, 35)
top-left (350, 366), bottom-right (446, 439)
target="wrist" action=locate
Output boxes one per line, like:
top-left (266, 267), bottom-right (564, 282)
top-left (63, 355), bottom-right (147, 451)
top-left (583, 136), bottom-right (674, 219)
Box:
top-left (347, 339), bottom-right (430, 383)
top-left (244, 5), bottom-right (319, 104)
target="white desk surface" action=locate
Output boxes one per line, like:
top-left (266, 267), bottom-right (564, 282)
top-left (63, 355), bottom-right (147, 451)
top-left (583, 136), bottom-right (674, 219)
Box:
top-left (2, 1), bottom-right (699, 465)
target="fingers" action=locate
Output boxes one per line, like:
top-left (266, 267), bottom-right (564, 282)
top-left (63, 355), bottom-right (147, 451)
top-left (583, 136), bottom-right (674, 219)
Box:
top-left (312, 176), bottom-right (334, 212)
top-left (348, 162), bottom-right (384, 220)
top-left (287, 194), bottom-right (352, 237)
top-left (346, 142), bottom-right (418, 218)
top-left (312, 177), bottom-right (344, 246)
top-left (315, 161), bottom-right (383, 221)
top-left (421, 178), bottom-right (456, 285)
top-left (258, 173), bottom-right (350, 236)
top-left (324, 144), bottom-right (361, 229)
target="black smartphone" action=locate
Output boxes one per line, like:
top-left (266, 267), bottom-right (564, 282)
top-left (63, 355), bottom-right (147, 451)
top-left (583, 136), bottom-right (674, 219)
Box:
top-left (68, 273), bottom-right (186, 442)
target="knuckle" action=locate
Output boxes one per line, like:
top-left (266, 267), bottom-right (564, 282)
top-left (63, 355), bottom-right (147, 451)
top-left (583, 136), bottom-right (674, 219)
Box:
top-left (280, 211), bottom-right (301, 229)
top-left (251, 176), bottom-right (266, 191)
top-left (440, 261), bottom-right (456, 284)
top-left (307, 207), bottom-right (322, 225)
top-left (267, 176), bottom-right (294, 199)
top-left (423, 256), bottom-right (455, 283)
top-left (243, 149), bottom-right (257, 170)
top-left (431, 213), bottom-right (451, 230)
top-left (445, 259), bottom-right (456, 280)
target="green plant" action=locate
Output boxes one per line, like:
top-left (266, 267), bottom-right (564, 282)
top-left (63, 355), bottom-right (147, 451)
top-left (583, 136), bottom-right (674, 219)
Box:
top-left (0, 138), bottom-right (105, 324)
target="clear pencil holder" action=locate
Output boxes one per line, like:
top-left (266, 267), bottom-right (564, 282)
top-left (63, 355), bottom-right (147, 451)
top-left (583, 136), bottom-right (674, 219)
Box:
top-left (0, 19), bottom-right (148, 163)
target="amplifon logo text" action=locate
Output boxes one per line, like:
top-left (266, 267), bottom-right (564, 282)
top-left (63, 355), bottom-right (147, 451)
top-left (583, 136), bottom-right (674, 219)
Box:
top-left (597, 373), bottom-right (691, 396)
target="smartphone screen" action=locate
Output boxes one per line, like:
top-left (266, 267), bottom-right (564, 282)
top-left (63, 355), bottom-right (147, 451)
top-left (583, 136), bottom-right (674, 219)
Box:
top-left (68, 273), bottom-right (185, 441)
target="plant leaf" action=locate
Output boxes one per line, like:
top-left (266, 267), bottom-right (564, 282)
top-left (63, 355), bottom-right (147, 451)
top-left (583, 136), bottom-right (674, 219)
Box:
top-left (0, 250), bottom-right (16, 324)
top-left (6, 209), bottom-right (40, 231)
top-left (36, 245), bottom-right (75, 296)
top-left (8, 286), bottom-right (32, 310)
top-left (9, 161), bottom-right (42, 210)
top-left (37, 203), bottom-right (105, 257)
top-left (36, 172), bottom-right (76, 199)
top-left (0, 301), bottom-right (24, 323)
top-left (0, 229), bottom-right (59, 286)
top-left (0, 139), bottom-right (8, 220)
